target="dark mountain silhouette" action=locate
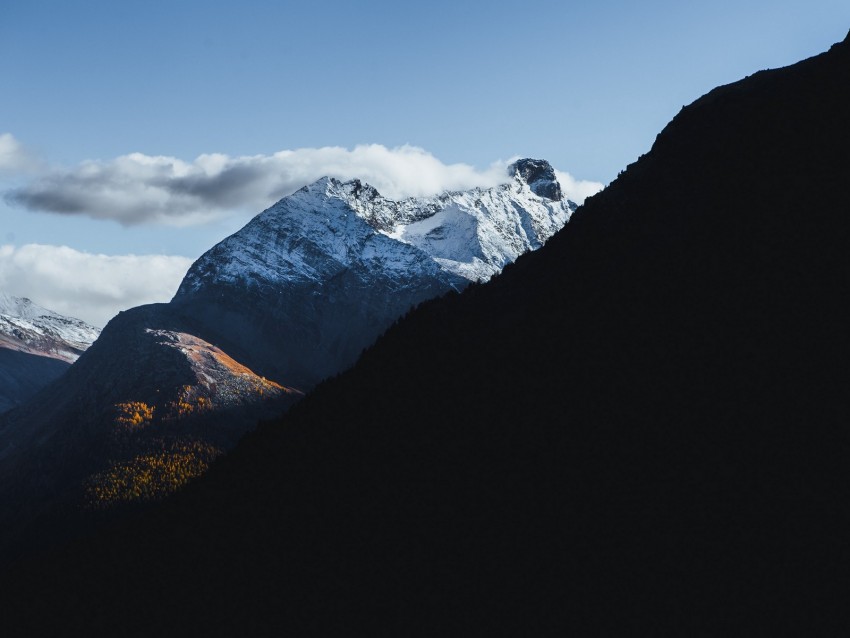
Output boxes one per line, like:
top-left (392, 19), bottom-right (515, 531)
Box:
top-left (2, 32), bottom-right (849, 635)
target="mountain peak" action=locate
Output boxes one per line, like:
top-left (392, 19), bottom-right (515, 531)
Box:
top-left (329, 177), bottom-right (382, 203)
top-left (297, 175), bottom-right (337, 194)
top-left (0, 292), bottom-right (100, 357)
top-left (0, 293), bottom-right (34, 317)
top-left (509, 158), bottom-right (562, 201)
top-left (296, 176), bottom-right (383, 205)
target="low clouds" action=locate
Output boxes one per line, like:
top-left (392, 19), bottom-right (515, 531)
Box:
top-left (555, 170), bottom-right (604, 205)
top-left (0, 244), bottom-right (193, 327)
top-left (6, 142), bottom-right (603, 226)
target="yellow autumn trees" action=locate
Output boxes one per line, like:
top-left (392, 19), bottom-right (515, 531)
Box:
top-left (114, 402), bottom-right (155, 431)
top-left (85, 441), bottom-right (221, 508)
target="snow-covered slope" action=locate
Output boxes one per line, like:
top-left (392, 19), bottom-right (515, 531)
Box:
top-left (177, 158), bottom-right (574, 296)
top-left (0, 293), bottom-right (100, 413)
top-left (0, 293), bottom-right (100, 363)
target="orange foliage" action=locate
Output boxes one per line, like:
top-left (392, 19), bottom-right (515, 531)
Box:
top-left (84, 441), bottom-right (221, 508)
top-left (163, 386), bottom-right (213, 420)
top-left (114, 401), bottom-right (155, 431)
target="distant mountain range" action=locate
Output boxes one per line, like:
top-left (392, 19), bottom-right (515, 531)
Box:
top-left (0, 159), bottom-right (572, 536)
top-left (1, 30), bottom-right (846, 635)
top-left (0, 294), bottom-right (99, 413)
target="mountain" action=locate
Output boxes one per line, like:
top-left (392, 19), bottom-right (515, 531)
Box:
top-left (171, 160), bottom-right (572, 388)
top-left (0, 160), bottom-right (572, 537)
top-left (0, 294), bottom-right (99, 413)
top-left (1, 31), bottom-right (846, 635)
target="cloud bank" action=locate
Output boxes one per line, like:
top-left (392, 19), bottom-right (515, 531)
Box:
top-left (6, 144), bottom-right (603, 226)
top-left (0, 244), bottom-right (193, 327)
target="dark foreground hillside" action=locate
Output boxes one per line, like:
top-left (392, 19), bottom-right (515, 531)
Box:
top-left (3, 32), bottom-right (849, 635)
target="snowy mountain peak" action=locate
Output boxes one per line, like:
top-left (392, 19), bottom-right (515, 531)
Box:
top-left (0, 293), bottom-right (39, 320)
top-left (177, 160), bottom-right (575, 300)
top-left (0, 292), bottom-right (101, 363)
top-left (509, 158), bottom-right (562, 201)
top-left (294, 176), bottom-right (382, 206)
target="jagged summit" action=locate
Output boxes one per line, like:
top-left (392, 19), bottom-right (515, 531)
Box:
top-left (509, 158), bottom-right (562, 201)
top-left (169, 162), bottom-right (573, 388)
top-left (177, 161), bottom-right (574, 300)
top-left (175, 177), bottom-right (459, 297)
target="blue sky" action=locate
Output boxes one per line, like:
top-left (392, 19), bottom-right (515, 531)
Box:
top-left (1, 0), bottom-right (848, 325)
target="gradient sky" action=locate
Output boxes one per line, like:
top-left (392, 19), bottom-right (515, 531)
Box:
top-left (1, 0), bottom-right (848, 325)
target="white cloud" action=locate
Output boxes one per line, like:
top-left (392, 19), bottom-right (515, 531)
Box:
top-left (6, 144), bottom-right (603, 226)
top-left (555, 170), bottom-right (604, 204)
top-left (0, 244), bottom-right (193, 327)
top-left (0, 133), bottom-right (39, 174)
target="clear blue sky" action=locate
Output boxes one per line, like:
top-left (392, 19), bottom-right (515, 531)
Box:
top-left (1, 0), bottom-right (848, 325)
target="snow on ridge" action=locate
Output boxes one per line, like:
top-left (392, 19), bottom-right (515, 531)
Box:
top-left (0, 292), bottom-right (101, 359)
top-left (176, 159), bottom-right (575, 296)
top-left (319, 160), bottom-right (575, 282)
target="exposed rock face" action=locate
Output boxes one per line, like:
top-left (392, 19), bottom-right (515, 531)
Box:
top-left (509, 158), bottom-right (563, 201)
